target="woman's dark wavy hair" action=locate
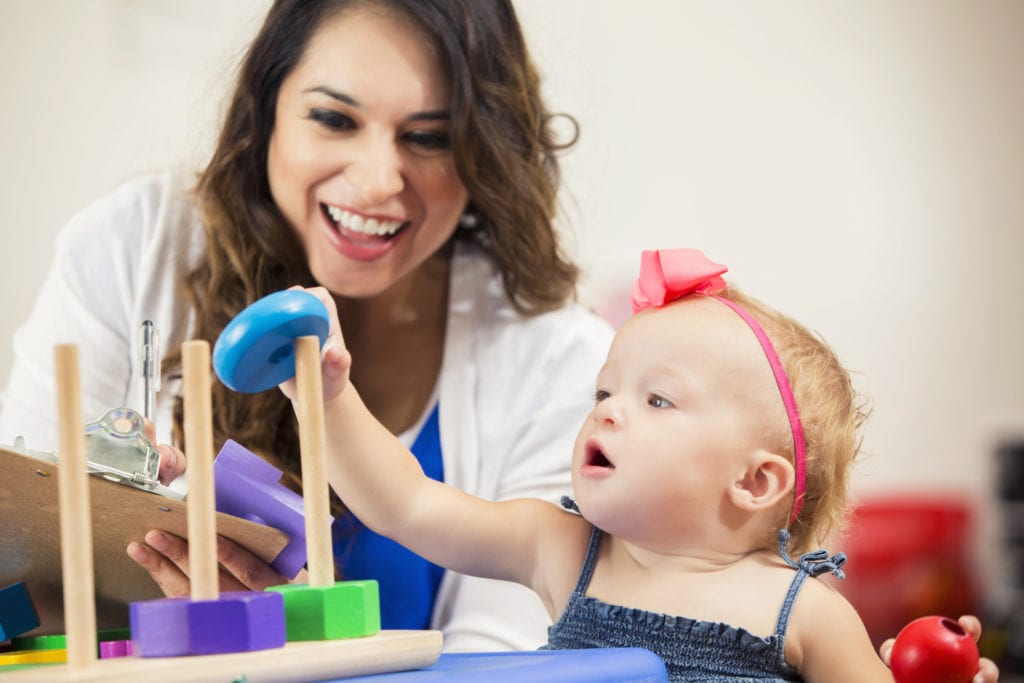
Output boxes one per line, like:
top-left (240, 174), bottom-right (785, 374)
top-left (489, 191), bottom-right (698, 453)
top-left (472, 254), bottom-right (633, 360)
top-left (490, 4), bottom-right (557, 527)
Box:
top-left (167, 0), bottom-right (580, 499)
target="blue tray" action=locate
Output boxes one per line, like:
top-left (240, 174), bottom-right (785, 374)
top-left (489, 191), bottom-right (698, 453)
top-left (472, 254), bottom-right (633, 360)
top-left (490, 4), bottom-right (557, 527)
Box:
top-left (325, 648), bottom-right (668, 682)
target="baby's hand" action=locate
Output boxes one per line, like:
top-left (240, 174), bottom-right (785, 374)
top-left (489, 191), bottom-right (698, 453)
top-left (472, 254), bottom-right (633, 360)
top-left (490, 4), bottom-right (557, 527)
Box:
top-left (277, 286), bottom-right (352, 403)
top-left (879, 615), bottom-right (1000, 683)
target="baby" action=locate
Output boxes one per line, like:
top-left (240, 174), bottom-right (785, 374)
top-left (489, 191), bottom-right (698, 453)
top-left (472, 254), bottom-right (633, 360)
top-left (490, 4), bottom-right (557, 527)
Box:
top-left (290, 248), bottom-right (989, 681)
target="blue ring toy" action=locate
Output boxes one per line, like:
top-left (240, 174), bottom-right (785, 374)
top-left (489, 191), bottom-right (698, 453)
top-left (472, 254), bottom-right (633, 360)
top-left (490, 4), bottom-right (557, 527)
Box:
top-left (213, 290), bottom-right (329, 394)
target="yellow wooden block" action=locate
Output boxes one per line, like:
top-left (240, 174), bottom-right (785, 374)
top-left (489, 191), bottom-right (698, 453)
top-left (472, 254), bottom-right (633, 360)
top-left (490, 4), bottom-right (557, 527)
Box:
top-left (0, 648), bottom-right (66, 667)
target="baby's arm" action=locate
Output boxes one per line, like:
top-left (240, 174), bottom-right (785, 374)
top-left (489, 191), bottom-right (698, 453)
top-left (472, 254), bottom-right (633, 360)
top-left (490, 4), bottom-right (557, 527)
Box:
top-left (791, 580), bottom-right (894, 682)
top-left (327, 382), bottom-right (554, 583)
top-left (283, 287), bottom-right (556, 594)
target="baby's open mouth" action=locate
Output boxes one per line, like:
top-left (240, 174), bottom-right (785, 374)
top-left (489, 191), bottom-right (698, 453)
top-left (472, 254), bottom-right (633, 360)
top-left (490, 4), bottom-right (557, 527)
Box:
top-left (322, 204), bottom-right (407, 244)
top-left (585, 444), bottom-right (614, 469)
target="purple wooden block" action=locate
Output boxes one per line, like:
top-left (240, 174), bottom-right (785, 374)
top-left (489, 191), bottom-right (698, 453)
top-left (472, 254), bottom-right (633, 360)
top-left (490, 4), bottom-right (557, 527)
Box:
top-left (130, 597), bottom-right (191, 657)
top-left (99, 640), bottom-right (133, 658)
top-left (214, 439), bottom-right (331, 578)
top-left (130, 591), bottom-right (285, 657)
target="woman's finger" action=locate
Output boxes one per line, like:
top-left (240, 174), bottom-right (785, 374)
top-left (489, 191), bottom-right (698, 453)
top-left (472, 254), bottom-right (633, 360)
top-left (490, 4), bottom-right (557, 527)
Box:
top-left (126, 534), bottom-right (192, 598)
top-left (215, 535), bottom-right (289, 591)
top-left (143, 415), bottom-right (186, 484)
top-left (143, 417), bottom-right (157, 443)
top-left (156, 443), bottom-right (186, 484)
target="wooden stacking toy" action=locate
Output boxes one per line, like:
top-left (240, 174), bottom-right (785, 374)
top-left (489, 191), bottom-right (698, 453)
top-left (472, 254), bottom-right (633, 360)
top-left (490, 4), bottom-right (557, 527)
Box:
top-left (130, 341), bottom-right (288, 657)
top-left (0, 338), bottom-right (439, 682)
top-left (214, 290), bottom-right (380, 640)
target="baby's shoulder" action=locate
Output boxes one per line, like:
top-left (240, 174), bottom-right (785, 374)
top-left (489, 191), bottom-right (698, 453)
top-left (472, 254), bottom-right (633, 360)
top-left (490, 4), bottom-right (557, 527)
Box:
top-left (783, 567), bottom-right (889, 677)
top-left (786, 571), bottom-right (871, 652)
top-left (793, 572), bottom-right (850, 611)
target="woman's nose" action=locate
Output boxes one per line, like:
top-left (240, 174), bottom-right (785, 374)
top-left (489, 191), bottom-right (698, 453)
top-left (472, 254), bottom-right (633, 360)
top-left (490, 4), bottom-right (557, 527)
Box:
top-left (347, 135), bottom-right (404, 204)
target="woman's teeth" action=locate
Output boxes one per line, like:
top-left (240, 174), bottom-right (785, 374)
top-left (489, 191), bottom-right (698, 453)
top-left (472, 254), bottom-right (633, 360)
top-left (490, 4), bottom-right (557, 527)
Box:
top-left (325, 205), bottom-right (404, 237)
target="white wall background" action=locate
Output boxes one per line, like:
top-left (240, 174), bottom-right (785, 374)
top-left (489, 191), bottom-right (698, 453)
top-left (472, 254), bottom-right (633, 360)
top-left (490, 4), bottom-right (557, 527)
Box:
top-left (2, 1), bottom-right (1022, 583)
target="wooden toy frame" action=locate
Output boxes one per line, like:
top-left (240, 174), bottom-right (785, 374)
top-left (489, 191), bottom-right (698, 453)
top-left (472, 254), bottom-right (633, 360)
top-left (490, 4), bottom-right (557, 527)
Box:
top-left (0, 343), bottom-right (441, 682)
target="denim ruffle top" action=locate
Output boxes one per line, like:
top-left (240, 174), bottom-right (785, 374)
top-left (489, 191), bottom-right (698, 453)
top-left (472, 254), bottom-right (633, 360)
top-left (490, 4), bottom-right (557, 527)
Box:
top-left (543, 498), bottom-right (847, 682)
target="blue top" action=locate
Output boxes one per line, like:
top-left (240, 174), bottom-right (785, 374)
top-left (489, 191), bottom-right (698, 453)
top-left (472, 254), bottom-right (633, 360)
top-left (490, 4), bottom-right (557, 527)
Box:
top-left (332, 404), bottom-right (445, 630)
top-left (544, 499), bottom-right (848, 682)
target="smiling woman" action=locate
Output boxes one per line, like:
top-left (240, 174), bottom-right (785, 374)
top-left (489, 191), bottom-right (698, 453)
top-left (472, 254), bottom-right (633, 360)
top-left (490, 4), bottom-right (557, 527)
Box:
top-left (267, 5), bottom-right (468, 294)
top-left (0, 0), bottom-right (613, 652)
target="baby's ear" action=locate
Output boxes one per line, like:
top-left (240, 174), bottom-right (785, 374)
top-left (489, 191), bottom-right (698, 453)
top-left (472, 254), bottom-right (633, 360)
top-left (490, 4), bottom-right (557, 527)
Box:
top-left (728, 451), bottom-right (795, 512)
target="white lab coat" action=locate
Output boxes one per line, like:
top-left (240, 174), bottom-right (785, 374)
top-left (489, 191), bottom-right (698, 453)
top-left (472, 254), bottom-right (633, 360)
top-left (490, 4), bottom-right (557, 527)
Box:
top-left (0, 172), bottom-right (615, 651)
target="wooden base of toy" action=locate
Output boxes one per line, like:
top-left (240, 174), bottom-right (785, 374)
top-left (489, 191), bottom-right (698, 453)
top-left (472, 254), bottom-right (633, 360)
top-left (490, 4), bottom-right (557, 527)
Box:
top-left (0, 629), bottom-right (441, 682)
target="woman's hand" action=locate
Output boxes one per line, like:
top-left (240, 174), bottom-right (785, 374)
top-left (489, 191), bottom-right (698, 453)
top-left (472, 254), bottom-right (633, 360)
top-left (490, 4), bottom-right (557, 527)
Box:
top-left (277, 286), bottom-right (352, 404)
top-left (142, 418), bottom-right (187, 486)
top-left (878, 615), bottom-right (1000, 683)
top-left (155, 442), bottom-right (186, 484)
top-left (127, 530), bottom-right (301, 596)
top-left (133, 428), bottom-right (303, 596)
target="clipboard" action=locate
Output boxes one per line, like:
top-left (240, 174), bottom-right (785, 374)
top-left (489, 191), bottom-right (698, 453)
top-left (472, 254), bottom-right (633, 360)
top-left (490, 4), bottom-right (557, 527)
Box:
top-left (0, 445), bottom-right (290, 636)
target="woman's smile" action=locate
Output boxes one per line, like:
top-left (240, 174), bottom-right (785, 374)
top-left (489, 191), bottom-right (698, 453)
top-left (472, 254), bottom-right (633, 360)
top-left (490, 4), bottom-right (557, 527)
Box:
top-left (320, 202), bottom-right (409, 261)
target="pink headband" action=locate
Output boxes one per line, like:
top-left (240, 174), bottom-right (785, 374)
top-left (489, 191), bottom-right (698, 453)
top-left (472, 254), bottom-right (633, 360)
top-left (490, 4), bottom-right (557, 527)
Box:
top-left (630, 249), bottom-right (807, 525)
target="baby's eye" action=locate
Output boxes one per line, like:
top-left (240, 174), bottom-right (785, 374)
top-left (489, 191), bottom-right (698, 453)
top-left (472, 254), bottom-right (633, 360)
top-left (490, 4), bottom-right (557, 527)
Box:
top-left (307, 109), bottom-right (355, 131)
top-left (594, 389), bottom-right (611, 403)
top-left (648, 394), bottom-right (673, 409)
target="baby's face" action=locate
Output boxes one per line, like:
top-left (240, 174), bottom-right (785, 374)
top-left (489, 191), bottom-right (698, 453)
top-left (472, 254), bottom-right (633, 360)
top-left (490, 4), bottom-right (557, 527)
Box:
top-left (570, 297), bottom-right (790, 544)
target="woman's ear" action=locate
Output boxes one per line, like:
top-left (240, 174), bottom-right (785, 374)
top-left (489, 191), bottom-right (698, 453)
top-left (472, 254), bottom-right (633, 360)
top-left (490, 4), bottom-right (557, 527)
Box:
top-left (728, 451), bottom-right (795, 512)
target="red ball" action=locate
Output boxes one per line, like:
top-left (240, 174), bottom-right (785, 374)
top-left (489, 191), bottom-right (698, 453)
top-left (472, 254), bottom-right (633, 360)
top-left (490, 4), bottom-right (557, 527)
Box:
top-left (890, 616), bottom-right (980, 683)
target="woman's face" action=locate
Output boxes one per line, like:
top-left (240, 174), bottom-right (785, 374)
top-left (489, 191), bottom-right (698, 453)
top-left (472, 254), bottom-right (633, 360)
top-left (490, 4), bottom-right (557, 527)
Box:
top-left (268, 6), bottom-right (468, 298)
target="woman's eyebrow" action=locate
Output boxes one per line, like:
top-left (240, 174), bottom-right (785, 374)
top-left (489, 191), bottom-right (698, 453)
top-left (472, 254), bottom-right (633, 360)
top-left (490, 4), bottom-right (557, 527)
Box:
top-left (305, 85), bottom-right (358, 106)
top-left (304, 85), bottom-right (449, 122)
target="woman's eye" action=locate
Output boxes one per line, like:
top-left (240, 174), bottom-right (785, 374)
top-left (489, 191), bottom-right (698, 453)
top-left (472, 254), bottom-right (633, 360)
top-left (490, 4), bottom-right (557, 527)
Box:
top-left (307, 109), bottom-right (355, 131)
top-left (404, 130), bottom-right (451, 151)
top-left (648, 394), bottom-right (673, 409)
top-left (594, 389), bottom-right (610, 403)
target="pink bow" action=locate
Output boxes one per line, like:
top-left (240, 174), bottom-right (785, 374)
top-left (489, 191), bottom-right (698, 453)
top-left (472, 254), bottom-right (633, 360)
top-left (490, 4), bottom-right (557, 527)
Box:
top-left (630, 249), bottom-right (729, 314)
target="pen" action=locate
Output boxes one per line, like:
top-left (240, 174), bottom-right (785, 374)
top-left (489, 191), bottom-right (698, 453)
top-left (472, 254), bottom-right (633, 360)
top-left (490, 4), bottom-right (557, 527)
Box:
top-left (140, 320), bottom-right (160, 424)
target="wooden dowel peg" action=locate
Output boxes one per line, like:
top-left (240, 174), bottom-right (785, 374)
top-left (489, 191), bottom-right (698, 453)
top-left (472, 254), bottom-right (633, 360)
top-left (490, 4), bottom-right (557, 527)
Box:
top-left (182, 340), bottom-right (218, 602)
top-left (54, 343), bottom-right (98, 670)
top-left (294, 335), bottom-right (334, 588)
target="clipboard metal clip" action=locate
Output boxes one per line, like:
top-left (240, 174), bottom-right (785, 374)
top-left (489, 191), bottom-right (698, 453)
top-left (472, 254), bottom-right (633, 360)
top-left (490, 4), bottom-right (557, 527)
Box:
top-left (7, 406), bottom-right (185, 501)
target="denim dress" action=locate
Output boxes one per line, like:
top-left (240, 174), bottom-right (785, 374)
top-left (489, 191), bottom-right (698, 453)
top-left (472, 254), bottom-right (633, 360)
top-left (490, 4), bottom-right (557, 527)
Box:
top-left (544, 499), bottom-right (847, 682)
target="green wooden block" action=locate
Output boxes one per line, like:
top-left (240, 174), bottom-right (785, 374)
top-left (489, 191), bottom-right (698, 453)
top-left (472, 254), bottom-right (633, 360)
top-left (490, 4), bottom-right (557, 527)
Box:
top-left (266, 580), bottom-right (379, 641)
top-left (9, 634), bottom-right (65, 651)
top-left (97, 627), bottom-right (132, 643)
top-left (11, 627), bottom-right (133, 652)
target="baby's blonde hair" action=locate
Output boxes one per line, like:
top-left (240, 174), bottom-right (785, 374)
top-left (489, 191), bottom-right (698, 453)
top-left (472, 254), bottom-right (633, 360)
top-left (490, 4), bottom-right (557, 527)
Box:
top-left (718, 286), bottom-right (870, 555)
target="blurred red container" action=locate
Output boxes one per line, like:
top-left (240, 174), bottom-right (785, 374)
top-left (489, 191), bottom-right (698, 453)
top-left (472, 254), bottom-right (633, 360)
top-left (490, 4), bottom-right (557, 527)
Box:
top-left (828, 496), bottom-right (979, 649)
